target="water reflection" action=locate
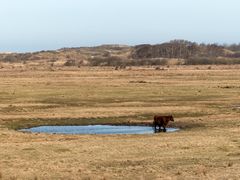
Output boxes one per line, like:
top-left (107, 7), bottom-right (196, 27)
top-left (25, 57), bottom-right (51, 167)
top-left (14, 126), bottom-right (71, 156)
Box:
top-left (21, 125), bottom-right (179, 135)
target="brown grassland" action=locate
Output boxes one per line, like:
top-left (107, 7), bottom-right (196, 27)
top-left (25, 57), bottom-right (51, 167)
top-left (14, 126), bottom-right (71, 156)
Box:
top-left (0, 64), bottom-right (239, 179)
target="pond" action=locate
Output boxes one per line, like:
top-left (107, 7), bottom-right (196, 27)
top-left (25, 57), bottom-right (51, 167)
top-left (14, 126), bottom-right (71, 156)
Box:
top-left (20, 125), bottom-right (179, 135)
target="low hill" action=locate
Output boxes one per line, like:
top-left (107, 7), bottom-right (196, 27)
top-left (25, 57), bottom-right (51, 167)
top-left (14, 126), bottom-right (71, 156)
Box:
top-left (1, 40), bottom-right (240, 66)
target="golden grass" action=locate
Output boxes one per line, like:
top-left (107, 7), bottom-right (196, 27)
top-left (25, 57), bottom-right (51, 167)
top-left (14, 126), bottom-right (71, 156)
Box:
top-left (0, 65), bottom-right (239, 179)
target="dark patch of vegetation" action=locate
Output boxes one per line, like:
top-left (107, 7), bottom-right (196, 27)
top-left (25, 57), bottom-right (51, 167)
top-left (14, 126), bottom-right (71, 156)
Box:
top-left (129, 80), bottom-right (148, 84)
top-left (131, 40), bottom-right (228, 59)
top-left (155, 66), bottom-right (165, 70)
top-left (89, 56), bottom-right (168, 66)
top-left (225, 43), bottom-right (240, 52)
top-left (0, 53), bottom-right (33, 62)
top-left (217, 85), bottom-right (240, 89)
top-left (132, 40), bottom-right (201, 59)
top-left (90, 56), bottom-right (125, 66)
top-left (22, 148), bottom-right (36, 151)
top-left (131, 40), bottom-right (240, 65)
top-left (64, 59), bottom-right (78, 66)
top-left (130, 58), bottom-right (168, 66)
top-left (184, 57), bottom-right (240, 65)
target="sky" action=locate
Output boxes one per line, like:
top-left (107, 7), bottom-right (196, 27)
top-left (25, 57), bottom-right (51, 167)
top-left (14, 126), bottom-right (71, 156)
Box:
top-left (0, 0), bottom-right (240, 52)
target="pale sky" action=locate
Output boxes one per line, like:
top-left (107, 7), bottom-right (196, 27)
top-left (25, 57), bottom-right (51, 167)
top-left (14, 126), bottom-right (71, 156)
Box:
top-left (0, 0), bottom-right (240, 52)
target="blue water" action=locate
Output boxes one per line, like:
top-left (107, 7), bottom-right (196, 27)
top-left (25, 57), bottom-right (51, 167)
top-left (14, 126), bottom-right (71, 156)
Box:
top-left (20, 125), bottom-right (179, 135)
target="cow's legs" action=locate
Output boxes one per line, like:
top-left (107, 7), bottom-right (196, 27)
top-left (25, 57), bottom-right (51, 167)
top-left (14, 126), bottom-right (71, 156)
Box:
top-left (154, 124), bottom-right (161, 133)
top-left (163, 126), bottom-right (166, 132)
top-left (153, 122), bottom-right (158, 133)
top-left (154, 124), bottom-right (157, 133)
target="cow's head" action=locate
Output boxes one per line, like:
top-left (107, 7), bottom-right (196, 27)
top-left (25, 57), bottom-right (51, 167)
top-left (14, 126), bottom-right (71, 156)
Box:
top-left (170, 115), bottom-right (174, 122)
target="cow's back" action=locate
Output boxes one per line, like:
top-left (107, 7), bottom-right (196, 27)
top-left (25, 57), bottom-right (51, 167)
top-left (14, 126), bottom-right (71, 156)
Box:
top-left (154, 115), bottom-right (170, 126)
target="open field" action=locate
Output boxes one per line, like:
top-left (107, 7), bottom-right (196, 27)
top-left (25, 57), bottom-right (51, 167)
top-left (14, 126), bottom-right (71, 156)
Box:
top-left (0, 65), bottom-right (239, 179)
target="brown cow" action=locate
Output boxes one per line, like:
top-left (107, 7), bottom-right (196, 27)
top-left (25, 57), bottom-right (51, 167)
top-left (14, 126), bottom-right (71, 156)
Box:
top-left (153, 115), bottom-right (174, 132)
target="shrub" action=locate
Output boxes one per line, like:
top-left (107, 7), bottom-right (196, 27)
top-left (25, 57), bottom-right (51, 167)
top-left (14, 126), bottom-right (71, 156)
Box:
top-left (184, 57), bottom-right (240, 65)
top-left (64, 60), bottom-right (77, 66)
top-left (3, 55), bottom-right (18, 62)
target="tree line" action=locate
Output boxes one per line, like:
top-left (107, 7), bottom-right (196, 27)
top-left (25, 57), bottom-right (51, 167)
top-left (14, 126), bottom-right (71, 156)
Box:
top-left (131, 40), bottom-right (240, 59)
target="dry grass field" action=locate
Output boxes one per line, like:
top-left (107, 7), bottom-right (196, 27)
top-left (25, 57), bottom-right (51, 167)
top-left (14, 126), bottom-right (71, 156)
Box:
top-left (0, 65), bottom-right (239, 179)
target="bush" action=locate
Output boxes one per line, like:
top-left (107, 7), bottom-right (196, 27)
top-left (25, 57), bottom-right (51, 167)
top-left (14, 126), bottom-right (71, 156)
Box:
top-left (89, 56), bottom-right (169, 66)
top-left (90, 56), bottom-right (125, 66)
top-left (3, 55), bottom-right (18, 62)
top-left (64, 60), bottom-right (77, 66)
top-left (184, 57), bottom-right (240, 65)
